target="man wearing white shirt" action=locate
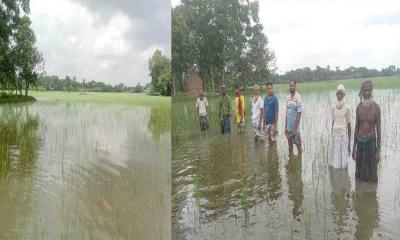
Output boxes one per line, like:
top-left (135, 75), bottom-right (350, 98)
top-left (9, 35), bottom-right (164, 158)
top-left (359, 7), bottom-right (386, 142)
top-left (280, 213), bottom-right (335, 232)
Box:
top-left (196, 89), bottom-right (209, 130)
top-left (251, 84), bottom-right (264, 140)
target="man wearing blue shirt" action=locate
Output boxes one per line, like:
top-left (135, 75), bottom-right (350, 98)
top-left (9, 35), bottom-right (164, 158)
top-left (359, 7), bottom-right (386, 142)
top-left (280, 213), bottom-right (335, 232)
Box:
top-left (263, 81), bottom-right (279, 144)
top-left (285, 80), bottom-right (303, 155)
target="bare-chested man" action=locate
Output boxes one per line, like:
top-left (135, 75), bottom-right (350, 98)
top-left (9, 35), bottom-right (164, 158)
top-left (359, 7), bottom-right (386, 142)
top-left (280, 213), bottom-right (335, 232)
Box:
top-left (352, 80), bottom-right (381, 183)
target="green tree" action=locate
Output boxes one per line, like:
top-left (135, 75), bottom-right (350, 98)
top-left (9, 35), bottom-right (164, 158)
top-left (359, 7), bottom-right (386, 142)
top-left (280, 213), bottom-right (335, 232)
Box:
top-left (172, 6), bottom-right (197, 93)
top-left (12, 16), bottom-right (44, 96)
top-left (172, 0), bottom-right (275, 92)
top-left (0, 0), bottom-right (30, 93)
top-left (148, 49), bottom-right (171, 96)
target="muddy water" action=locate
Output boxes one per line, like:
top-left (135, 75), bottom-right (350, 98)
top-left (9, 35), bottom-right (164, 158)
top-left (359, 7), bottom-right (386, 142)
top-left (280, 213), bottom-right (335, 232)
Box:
top-left (0, 101), bottom-right (170, 240)
top-left (172, 89), bottom-right (400, 240)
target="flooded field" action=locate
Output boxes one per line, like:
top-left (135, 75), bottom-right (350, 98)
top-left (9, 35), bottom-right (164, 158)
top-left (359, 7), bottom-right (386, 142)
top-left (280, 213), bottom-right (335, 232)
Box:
top-left (0, 97), bottom-right (171, 240)
top-left (172, 89), bottom-right (400, 240)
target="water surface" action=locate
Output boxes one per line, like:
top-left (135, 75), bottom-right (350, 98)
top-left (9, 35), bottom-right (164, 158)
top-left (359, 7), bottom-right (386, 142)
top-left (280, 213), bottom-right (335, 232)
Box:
top-left (172, 89), bottom-right (400, 240)
top-left (0, 100), bottom-right (171, 240)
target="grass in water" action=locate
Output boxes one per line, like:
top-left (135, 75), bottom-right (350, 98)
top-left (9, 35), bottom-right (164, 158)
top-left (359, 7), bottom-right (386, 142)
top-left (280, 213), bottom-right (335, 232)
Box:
top-left (30, 91), bottom-right (170, 106)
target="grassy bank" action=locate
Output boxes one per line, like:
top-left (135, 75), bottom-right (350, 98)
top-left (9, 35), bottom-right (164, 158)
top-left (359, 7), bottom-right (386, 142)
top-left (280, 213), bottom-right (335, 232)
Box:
top-left (30, 91), bottom-right (171, 106)
top-left (0, 95), bottom-right (36, 104)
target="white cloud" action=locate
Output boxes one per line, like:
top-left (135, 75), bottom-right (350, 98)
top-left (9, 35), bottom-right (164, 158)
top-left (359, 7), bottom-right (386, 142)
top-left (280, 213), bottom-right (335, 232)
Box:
top-left (258, 0), bottom-right (400, 73)
top-left (30, 0), bottom-right (169, 85)
top-left (171, 0), bottom-right (181, 7)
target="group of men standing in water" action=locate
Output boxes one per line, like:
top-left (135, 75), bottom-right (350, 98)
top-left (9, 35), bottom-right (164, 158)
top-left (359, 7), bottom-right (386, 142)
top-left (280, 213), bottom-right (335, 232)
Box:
top-left (195, 79), bottom-right (381, 183)
top-left (196, 80), bottom-right (303, 154)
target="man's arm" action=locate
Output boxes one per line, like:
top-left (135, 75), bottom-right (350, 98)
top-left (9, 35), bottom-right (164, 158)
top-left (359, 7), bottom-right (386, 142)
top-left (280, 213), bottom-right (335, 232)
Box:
top-left (284, 110), bottom-right (288, 135)
top-left (352, 107), bottom-right (359, 160)
top-left (228, 96), bottom-right (232, 115)
top-left (294, 112), bottom-right (302, 132)
top-left (376, 106), bottom-right (381, 160)
top-left (241, 96), bottom-right (245, 122)
top-left (196, 99), bottom-right (199, 116)
top-left (346, 107), bottom-right (351, 155)
top-left (293, 97), bottom-right (302, 133)
top-left (218, 99), bottom-right (222, 120)
top-left (273, 98), bottom-right (279, 132)
top-left (206, 99), bottom-right (209, 118)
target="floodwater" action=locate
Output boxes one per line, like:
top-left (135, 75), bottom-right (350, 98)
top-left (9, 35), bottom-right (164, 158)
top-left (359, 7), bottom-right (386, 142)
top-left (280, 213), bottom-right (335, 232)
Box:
top-left (0, 100), bottom-right (171, 240)
top-left (172, 89), bottom-right (400, 240)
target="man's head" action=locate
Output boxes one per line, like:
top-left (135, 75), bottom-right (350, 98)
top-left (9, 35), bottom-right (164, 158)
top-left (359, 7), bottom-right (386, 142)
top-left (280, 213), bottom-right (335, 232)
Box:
top-left (266, 81), bottom-right (273, 96)
top-left (253, 84), bottom-right (260, 96)
top-left (199, 89), bottom-right (204, 99)
top-left (235, 85), bottom-right (241, 96)
top-left (336, 84), bottom-right (345, 101)
top-left (360, 80), bottom-right (373, 101)
top-left (220, 84), bottom-right (226, 96)
top-left (289, 80), bottom-right (296, 94)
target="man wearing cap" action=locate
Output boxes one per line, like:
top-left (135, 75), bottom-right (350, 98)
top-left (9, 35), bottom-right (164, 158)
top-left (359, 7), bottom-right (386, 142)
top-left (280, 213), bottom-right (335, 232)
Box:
top-left (331, 84), bottom-right (352, 169)
top-left (218, 84), bottom-right (232, 134)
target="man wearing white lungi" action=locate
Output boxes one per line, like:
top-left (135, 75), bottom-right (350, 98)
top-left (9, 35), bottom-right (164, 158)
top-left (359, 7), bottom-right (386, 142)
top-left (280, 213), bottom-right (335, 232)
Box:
top-left (331, 84), bottom-right (352, 169)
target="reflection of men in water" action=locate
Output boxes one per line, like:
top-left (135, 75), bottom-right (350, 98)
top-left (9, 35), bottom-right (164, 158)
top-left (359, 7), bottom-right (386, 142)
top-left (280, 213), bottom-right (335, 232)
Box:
top-left (328, 166), bottom-right (351, 235)
top-left (285, 80), bottom-right (303, 155)
top-left (234, 85), bottom-right (245, 133)
top-left (352, 80), bottom-right (381, 183)
top-left (353, 180), bottom-right (379, 240)
top-left (331, 84), bottom-right (352, 169)
top-left (218, 84), bottom-right (231, 134)
top-left (263, 81), bottom-right (279, 144)
top-left (251, 84), bottom-right (264, 140)
top-left (266, 144), bottom-right (282, 202)
top-left (286, 154), bottom-right (304, 221)
top-left (196, 89), bottom-right (209, 130)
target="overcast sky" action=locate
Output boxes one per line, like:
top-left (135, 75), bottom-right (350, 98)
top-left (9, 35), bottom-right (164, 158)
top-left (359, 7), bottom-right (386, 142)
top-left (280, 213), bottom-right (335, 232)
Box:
top-left (31, 0), bottom-right (170, 86)
top-left (172, 0), bottom-right (400, 74)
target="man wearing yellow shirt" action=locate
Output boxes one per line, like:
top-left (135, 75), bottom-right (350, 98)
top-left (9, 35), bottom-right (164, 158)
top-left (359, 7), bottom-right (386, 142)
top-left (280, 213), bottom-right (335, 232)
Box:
top-left (235, 85), bottom-right (245, 133)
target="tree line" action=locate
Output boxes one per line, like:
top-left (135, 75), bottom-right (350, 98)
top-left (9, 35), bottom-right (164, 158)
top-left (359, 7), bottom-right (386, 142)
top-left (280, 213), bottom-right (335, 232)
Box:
top-left (172, 0), bottom-right (275, 93)
top-left (271, 65), bottom-right (400, 84)
top-left (36, 75), bottom-right (150, 93)
top-left (0, 0), bottom-right (44, 96)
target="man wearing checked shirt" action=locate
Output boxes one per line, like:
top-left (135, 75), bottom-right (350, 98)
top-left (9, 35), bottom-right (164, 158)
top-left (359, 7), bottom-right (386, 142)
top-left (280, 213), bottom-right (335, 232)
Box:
top-left (285, 79), bottom-right (303, 155)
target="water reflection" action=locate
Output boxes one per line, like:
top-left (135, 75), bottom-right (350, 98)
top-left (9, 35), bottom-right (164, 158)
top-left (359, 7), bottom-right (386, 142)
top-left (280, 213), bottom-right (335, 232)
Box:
top-left (265, 144), bottom-right (282, 203)
top-left (353, 180), bottom-right (379, 240)
top-left (286, 154), bottom-right (304, 222)
top-left (328, 166), bottom-right (351, 236)
top-left (0, 104), bottom-right (41, 172)
top-left (0, 104), bottom-right (41, 239)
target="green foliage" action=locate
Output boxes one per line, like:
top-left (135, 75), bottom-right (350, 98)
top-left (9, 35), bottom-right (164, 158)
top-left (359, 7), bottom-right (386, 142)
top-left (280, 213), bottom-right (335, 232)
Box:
top-left (35, 75), bottom-right (145, 93)
top-left (148, 49), bottom-right (171, 96)
top-left (0, 1), bottom-right (43, 96)
top-left (12, 16), bottom-right (44, 96)
top-left (271, 65), bottom-right (400, 84)
top-left (172, 0), bottom-right (275, 92)
top-left (172, 6), bottom-right (198, 92)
